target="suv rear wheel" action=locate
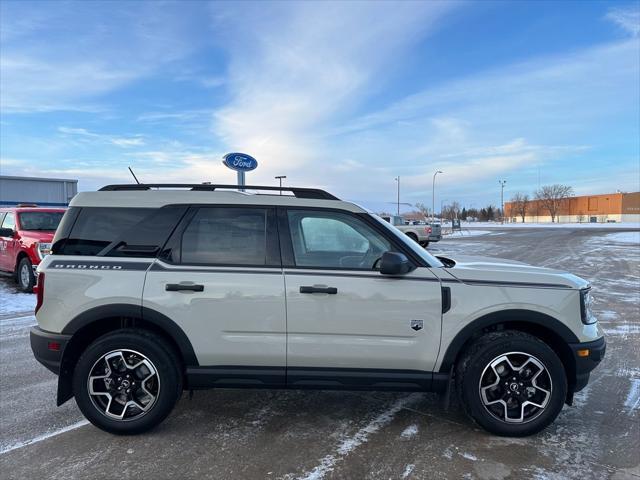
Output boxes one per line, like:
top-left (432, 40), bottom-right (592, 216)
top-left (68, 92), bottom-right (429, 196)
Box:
top-left (16, 257), bottom-right (35, 292)
top-left (456, 331), bottom-right (567, 436)
top-left (73, 329), bottom-right (183, 435)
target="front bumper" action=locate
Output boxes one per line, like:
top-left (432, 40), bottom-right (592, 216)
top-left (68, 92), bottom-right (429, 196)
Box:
top-left (569, 336), bottom-right (606, 393)
top-left (30, 326), bottom-right (71, 375)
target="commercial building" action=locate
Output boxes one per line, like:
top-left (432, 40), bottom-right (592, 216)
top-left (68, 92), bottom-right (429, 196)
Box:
top-left (0, 175), bottom-right (78, 207)
top-left (505, 191), bottom-right (640, 223)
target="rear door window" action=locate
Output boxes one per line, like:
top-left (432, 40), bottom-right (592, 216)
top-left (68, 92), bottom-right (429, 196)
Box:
top-left (180, 207), bottom-right (270, 266)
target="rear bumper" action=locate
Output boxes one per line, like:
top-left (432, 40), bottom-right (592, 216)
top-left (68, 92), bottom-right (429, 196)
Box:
top-left (30, 326), bottom-right (71, 375)
top-left (569, 336), bottom-right (606, 393)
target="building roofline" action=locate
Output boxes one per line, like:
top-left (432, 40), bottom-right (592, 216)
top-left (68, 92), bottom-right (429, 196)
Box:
top-left (0, 175), bottom-right (78, 183)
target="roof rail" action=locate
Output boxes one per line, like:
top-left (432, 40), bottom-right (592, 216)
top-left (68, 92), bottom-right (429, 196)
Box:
top-left (98, 184), bottom-right (340, 200)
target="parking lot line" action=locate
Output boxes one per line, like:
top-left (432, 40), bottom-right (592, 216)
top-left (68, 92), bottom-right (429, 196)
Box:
top-left (0, 420), bottom-right (89, 455)
top-left (295, 393), bottom-right (422, 480)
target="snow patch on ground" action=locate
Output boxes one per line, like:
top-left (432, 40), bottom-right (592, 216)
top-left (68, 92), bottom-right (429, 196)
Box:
top-left (400, 424), bottom-right (418, 439)
top-left (596, 310), bottom-right (618, 321)
top-left (443, 230), bottom-right (492, 238)
top-left (0, 420), bottom-right (89, 455)
top-left (296, 394), bottom-right (422, 480)
top-left (602, 324), bottom-right (640, 336)
top-left (0, 289), bottom-right (34, 316)
top-left (460, 452), bottom-right (478, 461)
top-left (605, 231), bottom-right (640, 245)
top-left (401, 464), bottom-right (415, 478)
top-left (624, 379), bottom-right (640, 414)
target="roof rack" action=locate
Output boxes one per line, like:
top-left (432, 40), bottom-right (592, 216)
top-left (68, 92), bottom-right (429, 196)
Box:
top-left (98, 184), bottom-right (340, 200)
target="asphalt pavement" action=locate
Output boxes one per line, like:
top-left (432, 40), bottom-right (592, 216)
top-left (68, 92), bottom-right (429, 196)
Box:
top-left (1, 227), bottom-right (638, 479)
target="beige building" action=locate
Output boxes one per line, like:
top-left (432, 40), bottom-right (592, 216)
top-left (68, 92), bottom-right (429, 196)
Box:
top-left (505, 192), bottom-right (640, 223)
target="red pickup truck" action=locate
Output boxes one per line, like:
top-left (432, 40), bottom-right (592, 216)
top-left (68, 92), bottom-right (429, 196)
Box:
top-left (0, 206), bottom-right (65, 292)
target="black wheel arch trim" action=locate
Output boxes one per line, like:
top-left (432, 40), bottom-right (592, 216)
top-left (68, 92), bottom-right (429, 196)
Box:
top-left (438, 309), bottom-right (580, 374)
top-left (62, 303), bottom-right (199, 366)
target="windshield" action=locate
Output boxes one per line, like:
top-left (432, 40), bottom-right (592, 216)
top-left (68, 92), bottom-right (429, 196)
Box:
top-left (369, 213), bottom-right (443, 268)
top-left (18, 212), bottom-right (64, 231)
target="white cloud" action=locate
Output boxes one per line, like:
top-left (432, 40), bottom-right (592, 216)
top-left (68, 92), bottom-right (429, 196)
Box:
top-left (58, 126), bottom-right (145, 148)
top-left (606, 4), bottom-right (640, 37)
top-left (209, 2), bottom-right (457, 177)
top-left (0, 2), bottom-right (206, 112)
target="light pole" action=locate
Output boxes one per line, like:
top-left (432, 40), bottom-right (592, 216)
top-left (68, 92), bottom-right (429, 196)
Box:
top-left (499, 179), bottom-right (507, 224)
top-left (275, 175), bottom-right (286, 195)
top-left (394, 176), bottom-right (400, 216)
top-left (432, 170), bottom-right (443, 223)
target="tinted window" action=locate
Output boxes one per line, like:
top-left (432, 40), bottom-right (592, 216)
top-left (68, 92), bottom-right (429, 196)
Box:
top-left (55, 207), bottom-right (186, 257)
top-left (287, 210), bottom-right (391, 269)
top-left (181, 208), bottom-right (267, 265)
top-left (2, 213), bottom-right (15, 230)
top-left (18, 212), bottom-right (64, 231)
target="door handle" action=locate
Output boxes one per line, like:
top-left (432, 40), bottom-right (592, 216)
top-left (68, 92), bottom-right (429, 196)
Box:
top-left (166, 283), bottom-right (204, 292)
top-left (300, 285), bottom-right (338, 294)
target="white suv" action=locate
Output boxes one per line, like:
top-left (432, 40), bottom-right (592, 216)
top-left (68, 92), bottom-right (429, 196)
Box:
top-left (30, 184), bottom-right (605, 436)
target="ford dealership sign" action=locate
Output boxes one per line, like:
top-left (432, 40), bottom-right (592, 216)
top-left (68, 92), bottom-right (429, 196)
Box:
top-left (222, 153), bottom-right (258, 172)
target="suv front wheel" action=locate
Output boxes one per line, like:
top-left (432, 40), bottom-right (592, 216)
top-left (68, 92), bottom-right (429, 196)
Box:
top-left (73, 329), bottom-right (183, 435)
top-left (456, 331), bottom-right (567, 437)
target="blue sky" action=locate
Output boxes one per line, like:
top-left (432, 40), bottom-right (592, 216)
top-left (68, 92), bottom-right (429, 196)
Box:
top-left (0, 0), bottom-right (638, 212)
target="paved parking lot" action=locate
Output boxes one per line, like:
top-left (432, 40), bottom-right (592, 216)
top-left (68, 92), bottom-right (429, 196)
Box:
top-left (1, 228), bottom-right (638, 479)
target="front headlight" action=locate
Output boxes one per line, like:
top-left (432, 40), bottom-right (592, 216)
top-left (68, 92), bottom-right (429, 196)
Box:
top-left (580, 288), bottom-right (597, 325)
top-left (36, 242), bottom-right (52, 260)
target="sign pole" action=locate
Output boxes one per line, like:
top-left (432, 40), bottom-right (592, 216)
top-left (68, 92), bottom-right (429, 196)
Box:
top-left (238, 171), bottom-right (245, 191)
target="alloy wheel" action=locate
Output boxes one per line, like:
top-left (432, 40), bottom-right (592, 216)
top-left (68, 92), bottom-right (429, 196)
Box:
top-left (87, 349), bottom-right (160, 421)
top-left (478, 351), bottom-right (552, 424)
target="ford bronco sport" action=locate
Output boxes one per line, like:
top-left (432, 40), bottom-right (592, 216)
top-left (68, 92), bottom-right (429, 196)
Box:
top-left (30, 184), bottom-right (605, 436)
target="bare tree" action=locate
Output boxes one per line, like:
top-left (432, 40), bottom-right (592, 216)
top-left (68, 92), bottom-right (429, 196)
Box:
top-left (441, 201), bottom-right (461, 221)
top-left (535, 184), bottom-right (573, 223)
top-left (414, 202), bottom-right (430, 219)
top-left (510, 192), bottom-right (530, 223)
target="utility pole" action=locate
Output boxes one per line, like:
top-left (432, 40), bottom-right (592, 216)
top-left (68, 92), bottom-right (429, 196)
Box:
top-left (394, 176), bottom-right (400, 216)
top-left (275, 175), bottom-right (286, 195)
top-left (432, 170), bottom-right (443, 224)
top-left (499, 179), bottom-right (507, 224)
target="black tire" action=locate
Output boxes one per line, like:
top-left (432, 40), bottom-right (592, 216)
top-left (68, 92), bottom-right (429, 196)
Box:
top-left (73, 329), bottom-right (183, 435)
top-left (406, 233), bottom-right (418, 243)
top-left (420, 241), bottom-right (430, 248)
top-left (455, 331), bottom-right (567, 437)
top-left (16, 257), bottom-right (35, 292)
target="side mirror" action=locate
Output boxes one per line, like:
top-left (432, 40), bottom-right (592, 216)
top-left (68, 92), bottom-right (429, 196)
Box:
top-left (0, 227), bottom-right (14, 237)
top-left (380, 251), bottom-right (412, 275)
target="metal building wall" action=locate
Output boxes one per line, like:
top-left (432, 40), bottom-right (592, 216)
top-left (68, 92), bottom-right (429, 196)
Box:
top-left (0, 176), bottom-right (78, 206)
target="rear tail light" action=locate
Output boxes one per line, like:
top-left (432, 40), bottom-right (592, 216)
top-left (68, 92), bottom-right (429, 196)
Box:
top-left (35, 272), bottom-right (45, 314)
top-left (425, 227), bottom-right (432, 234)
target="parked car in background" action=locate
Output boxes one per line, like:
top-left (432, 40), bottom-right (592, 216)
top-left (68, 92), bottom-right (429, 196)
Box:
top-left (381, 215), bottom-right (440, 246)
top-left (0, 205), bottom-right (65, 292)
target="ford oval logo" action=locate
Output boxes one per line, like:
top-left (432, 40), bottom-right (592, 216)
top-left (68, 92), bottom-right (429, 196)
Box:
top-left (222, 153), bottom-right (258, 172)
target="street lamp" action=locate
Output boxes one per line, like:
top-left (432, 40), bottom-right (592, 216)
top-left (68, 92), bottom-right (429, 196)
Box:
top-left (394, 176), bottom-right (400, 216)
top-left (432, 170), bottom-right (443, 224)
top-left (499, 179), bottom-right (507, 224)
top-left (275, 175), bottom-right (286, 195)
